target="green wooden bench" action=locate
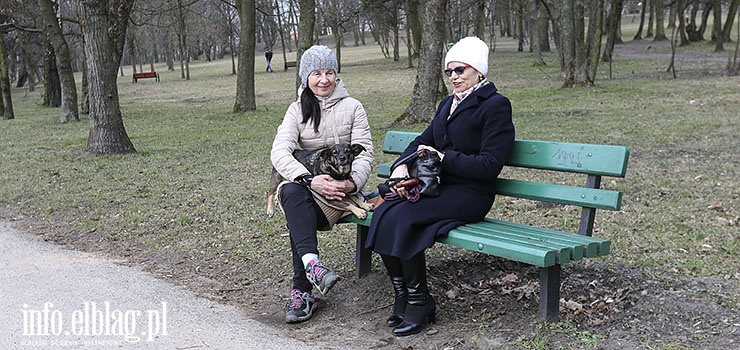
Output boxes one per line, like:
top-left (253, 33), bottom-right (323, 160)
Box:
top-left (339, 131), bottom-right (630, 322)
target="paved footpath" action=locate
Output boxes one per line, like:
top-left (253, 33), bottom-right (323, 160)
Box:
top-left (0, 221), bottom-right (322, 350)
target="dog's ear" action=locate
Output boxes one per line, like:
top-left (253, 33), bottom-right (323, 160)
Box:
top-left (319, 148), bottom-right (333, 161)
top-left (350, 144), bottom-right (366, 157)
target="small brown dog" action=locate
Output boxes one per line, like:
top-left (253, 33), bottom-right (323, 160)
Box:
top-left (266, 143), bottom-right (374, 218)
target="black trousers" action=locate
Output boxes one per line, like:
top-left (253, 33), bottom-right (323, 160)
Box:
top-left (280, 183), bottom-right (329, 292)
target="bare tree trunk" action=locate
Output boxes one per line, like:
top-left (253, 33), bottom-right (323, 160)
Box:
top-left (127, 28), bottom-right (138, 75)
top-left (149, 42), bottom-right (155, 72)
top-left (653, 0), bottom-right (667, 41)
top-left (677, 0), bottom-right (690, 46)
top-left (722, 0), bottom-right (739, 42)
top-left (406, 0), bottom-right (422, 57)
top-left (539, 4), bottom-right (551, 52)
top-left (712, 0), bottom-right (724, 52)
top-left (80, 65), bottom-right (89, 115)
top-left (332, 28), bottom-right (342, 72)
top-left (165, 30), bottom-right (175, 71)
top-left (516, 0), bottom-right (525, 52)
top-left (296, 0), bottom-right (316, 91)
top-left (574, 3), bottom-right (585, 70)
top-left (647, 0), bottom-right (655, 38)
top-left (474, 0), bottom-right (485, 40)
top-left (728, 6), bottom-right (740, 75)
top-left (552, 0), bottom-right (577, 87)
top-left (42, 40), bottom-right (61, 107)
top-left (394, 0), bottom-right (447, 126)
top-left (405, 18), bottom-right (414, 68)
top-left (602, 0), bottom-right (623, 62)
top-left (0, 33), bottom-right (14, 120)
top-left (18, 32), bottom-right (37, 92)
top-left (175, 0), bottom-right (190, 80)
top-left (233, 0), bottom-right (256, 112)
top-left (289, 0), bottom-right (299, 50)
top-left (77, 0), bottom-right (137, 155)
top-left (634, 0), bottom-right (647, 40)
top-left (79, 33), bottom-right (89, 115)
top-left (585, 0), bottom-right (605, 83)
top-left (275, 0), bottom-right (288, 72)
top-left (529, 0), bottom-right (545, 66)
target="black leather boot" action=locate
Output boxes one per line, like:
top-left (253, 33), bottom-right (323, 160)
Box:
top-left (392, 252), bottom-right (436, 336)
top-left (381, 254), bottom-right (406, 327)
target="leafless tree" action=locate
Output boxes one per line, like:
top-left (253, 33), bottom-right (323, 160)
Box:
top-left (233, 0), bottom-right (256, 112)
top-left (76, 0), bottom-right (137, 155)
top-left (394, 0), bottom-right (447, 125)
top-left (0, 31), bottom-right (14, 120)
top-left (296, 0), bottom-right (316, 91)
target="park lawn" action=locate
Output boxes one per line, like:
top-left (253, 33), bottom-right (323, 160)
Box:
top-left (1, 34), bottom-right (738, 347)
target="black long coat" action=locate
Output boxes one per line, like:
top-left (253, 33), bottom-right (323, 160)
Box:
top-left (365, 82), bottom-right (515, 260)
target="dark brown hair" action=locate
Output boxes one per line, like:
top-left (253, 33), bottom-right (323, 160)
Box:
top-left (300, 88), bottom-right (321, 133)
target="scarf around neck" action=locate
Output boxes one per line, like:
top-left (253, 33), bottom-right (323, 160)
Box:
top-left (449, 79), bottom-right (490, 117)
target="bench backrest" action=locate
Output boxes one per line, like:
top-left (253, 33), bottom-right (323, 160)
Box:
top-left (377, 131), bottom-right (630, 234)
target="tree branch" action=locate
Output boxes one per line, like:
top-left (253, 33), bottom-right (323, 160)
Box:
top-left (0, 22), bottom-right (43, 33)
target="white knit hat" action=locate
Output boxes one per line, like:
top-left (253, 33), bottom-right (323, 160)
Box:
top-left (299, 45), bottom-right (338, 85)
top-left (444, 36), bottom-right (489, 77)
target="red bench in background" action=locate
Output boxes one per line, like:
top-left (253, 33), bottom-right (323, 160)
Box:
top-left (133, 71), bottom-right (159, 83)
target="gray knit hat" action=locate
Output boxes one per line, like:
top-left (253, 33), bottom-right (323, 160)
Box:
top-left (299, 45), bottom-right (338, 85)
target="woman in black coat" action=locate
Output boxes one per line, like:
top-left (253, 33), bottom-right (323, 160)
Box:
top-left (366, 36), bottom-right (515, 336)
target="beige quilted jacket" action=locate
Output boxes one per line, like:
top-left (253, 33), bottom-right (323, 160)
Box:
top-left (270, 80), bottom-right (374, 194)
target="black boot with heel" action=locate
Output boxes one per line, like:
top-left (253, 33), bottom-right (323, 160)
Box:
top-left (392, 252), bottom-right (436, 337)
top-left (381, 254), bottom-right (407, 327)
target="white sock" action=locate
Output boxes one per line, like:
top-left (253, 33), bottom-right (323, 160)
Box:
top-left (301, 253), bottom-right (319, 270)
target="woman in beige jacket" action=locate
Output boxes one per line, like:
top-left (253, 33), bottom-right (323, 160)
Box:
top-left (270, 45), bottom-right (373, 323)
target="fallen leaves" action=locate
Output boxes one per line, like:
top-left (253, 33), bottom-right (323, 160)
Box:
top-left (560, 287), bottom-right (632, 326)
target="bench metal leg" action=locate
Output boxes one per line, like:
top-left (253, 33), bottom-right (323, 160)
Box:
top-left (578, 175), bottom-right (601, 236)
top-left (355, 225), bottom-right (372, 278)
top-left (538, 265), bottom-right (561, 322)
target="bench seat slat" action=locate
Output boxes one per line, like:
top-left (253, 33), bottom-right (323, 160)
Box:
top-left (496, 178), bottom-right (623, 210)
top-left (439, 228), bottom-right (558, 267)
top-left (484, 219), bottom-right (611, 256)
top-left (452, 225), bottom-right (572, 264)
top-left (339, 212), bottom-right (564, 267)
top-left (462, 222), bottom-right (585, 260)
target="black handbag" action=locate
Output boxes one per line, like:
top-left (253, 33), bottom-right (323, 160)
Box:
top-left (390, 149), bottom-right (442, 197)
top-left (412, 149), bottom-right (441, 196)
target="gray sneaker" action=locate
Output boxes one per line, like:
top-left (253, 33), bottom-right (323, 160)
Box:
top-left (285, 289), bottom-right (315, 323)
top-left (305, 259), bottom-right (340, 295)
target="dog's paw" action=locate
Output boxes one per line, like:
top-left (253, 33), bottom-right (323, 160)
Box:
top-left (353, 208), bottom-right (368, 220)
top-left (359, 202), bottom-right (374, 211)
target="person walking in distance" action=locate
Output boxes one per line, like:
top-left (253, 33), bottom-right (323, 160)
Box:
top-left (265, 49), bottom-right (274, 72)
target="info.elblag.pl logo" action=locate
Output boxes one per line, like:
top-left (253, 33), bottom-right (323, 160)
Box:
top-left (22, 301), bottom-right (168, 343)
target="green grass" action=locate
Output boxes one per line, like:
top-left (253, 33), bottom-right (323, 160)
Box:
top-left (1, 32), bottom-right (738, 312)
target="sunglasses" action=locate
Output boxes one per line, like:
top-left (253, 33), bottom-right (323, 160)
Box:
top-left (443, 65), bottom-right (472, 77)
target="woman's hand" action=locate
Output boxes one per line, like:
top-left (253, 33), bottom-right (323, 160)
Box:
top-left (417, 145), bottom-right (444, 161)
top-left (390, 163), bottom-right (410, 179)
top-left (311, 174), bottom-right (355, 200)
top-left (388, 164), bottom-right (411, 198)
